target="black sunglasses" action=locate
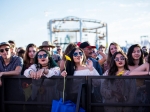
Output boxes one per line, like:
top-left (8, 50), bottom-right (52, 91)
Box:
top-left (114, 56), bottom-right (125, 62)
top-left (0, 48), bottom-right (10, 53)
top-left (57, 49), bottom-right (61, 51)
top-left (37, 54), bottom-right (48, 59)
top-left (73, 52), bottom-right (83, 57)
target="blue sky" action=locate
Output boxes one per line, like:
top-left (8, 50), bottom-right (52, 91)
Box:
top-left (0, 0), bottom-right (150, 48)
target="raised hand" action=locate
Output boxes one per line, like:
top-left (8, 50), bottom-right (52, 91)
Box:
top-left (86, 59), bottom-right (93, 71)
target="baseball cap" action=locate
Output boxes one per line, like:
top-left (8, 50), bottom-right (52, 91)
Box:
top-left (0, 42), bottom-right (10, 47)
top-left (79, 41), bottom-right (96, 49)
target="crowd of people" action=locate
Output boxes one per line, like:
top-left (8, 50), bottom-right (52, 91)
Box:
top-left (0, 40), bottom-right (150, 112)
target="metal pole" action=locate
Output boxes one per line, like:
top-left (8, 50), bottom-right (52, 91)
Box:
top-left (79, 19), bottom-right (82, 42)
top-left (76, 32), bottom-right (77, 42)
top-left (106, 23), bottom-right (108, 49)
top-left (49, 20), bottom-right (52, 43)
top-left (96, 29), bottom-right (98, 49)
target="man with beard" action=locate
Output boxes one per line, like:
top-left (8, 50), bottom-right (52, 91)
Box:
top-left (80, 41), bottom-right (103, 75)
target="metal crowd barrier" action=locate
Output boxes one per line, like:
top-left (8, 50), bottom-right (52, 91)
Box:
top-left (0, 75), bottom-right (150, 112)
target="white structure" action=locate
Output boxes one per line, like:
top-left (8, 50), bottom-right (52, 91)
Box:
top-left (47, 16), bottom-right (108, 48)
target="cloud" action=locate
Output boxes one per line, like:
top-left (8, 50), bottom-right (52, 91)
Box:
top-left (86, 9), bottom-right (102, 13)
top-left (119, 4), bottom-right (133, 7)
top-left (119, 2), bottom-right (150, 8)
top-left (67, 8), bottom-right (80, 13)
top-left (44, 11), bottom-right (57, 17)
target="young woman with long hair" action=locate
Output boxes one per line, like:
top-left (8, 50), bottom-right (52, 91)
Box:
top-left (21, 43), bottom-right (37, 74)
top-left (60, 43), bottom-right (77, 72)
top-left (101, 51), bottom-right (136, 112)
top-left (24, 49), bottom-right (60, 78)
top-left (127, 44), bottom-right (144, 71)
top-left (103, 42), bottom-right (122, 72)
top-left (129, 51), bottom-right (150, 75)
top-left (61, 47), bottom-right (99, 76)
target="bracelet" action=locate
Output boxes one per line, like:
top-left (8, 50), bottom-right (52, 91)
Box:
top-left (28, 70), bottom-right (32, 76)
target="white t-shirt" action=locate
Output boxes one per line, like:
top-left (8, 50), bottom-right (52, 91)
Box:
top-left (74, 67), bottom-right (100, 76)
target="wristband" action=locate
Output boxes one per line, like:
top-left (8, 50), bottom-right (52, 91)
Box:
top-left (29, 70), bottom-right (32, 76)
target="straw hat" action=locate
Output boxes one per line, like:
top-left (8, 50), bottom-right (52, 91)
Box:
top-left (39, 41), bottom-right (55, 49)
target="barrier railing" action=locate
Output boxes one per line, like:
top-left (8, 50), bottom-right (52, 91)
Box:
top-left (0, 75), bottom-right (150, 112)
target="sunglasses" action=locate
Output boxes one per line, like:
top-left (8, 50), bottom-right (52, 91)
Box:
top-left (0, 48), bottom-right (10, 53)
top-left (73, 52), bottom-right (83, 57)
top-left (37, 54), bottom-right (48, 59)
top-left (57, 49), bottom-right (61, 51)
top-left (92, 50), bottom-right (96, 53)
top-left (114, 56), bottom-right (125, 62)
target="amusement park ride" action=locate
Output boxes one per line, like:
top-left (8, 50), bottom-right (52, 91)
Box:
top-left (47, 16), bottom-right (108, 49)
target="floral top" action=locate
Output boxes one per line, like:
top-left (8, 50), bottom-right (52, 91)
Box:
top-left (103, 70), bottom-right (130, 76)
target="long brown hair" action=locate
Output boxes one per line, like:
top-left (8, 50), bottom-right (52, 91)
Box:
top-left (62, 43), bottom-right (77, 60)
top-left (24, 43), bottom-right (37, 68)
top-left (107, 42), bottom-right (122, 67)
top-left (127, 44), bottom-right (144, 66)
top-left (108, 51), bottom-right (129, 76)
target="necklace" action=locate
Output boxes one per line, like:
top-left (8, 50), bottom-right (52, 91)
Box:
top-left (42, 64), bottom-right (48, 67)
top-left (117, 70), bottom-right (125, 76)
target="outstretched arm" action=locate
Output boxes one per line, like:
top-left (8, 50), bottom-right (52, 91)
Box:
top-left (129, 63), bottom-right (149, 76)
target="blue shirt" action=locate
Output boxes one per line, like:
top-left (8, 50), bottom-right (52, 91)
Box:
top-left (0, 55), bottom-right (23, 72)
top-left (89, 57), bottom-right (103, 75)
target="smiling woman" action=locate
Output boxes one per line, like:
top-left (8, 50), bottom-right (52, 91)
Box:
top-left (101, 51), bottom-right (136, 112)
top-left (61, 47), bottom-right (99, 76)
top-left (24, 49), bottom-right (60, 79)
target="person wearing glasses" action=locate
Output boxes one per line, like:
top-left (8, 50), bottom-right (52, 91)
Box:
top-left (101, 51), bottom-right (136, 112)
top-left (61, 47), bottom-right (99, 76)
top-left (79, 41), bottom-right (103, 75)
top-left (0, 42), bottom-right (24, 112)
top-left (0, 42), bottom-right (23, 86)
top-left (24, 49), bottom-right (60, 109)
top-left (24, 49), bottom-right (60, 79)
top-left (61, 47), bottom-right (100, 107)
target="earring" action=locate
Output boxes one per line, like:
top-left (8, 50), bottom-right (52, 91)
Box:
top-left (37, 63), bottom-right (41, 69)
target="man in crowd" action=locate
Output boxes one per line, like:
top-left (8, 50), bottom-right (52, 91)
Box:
top-left (142, 46), bottom-right (148, 53)
top-left (79, 41), bottom-right (103, 75)
top-left (56, 45), bottom-right (63, 58)
top-left (0, 42), bottom-right (24, 111)
top-left (39, 41), bottom-right (61, 66)
top-left (8, 40), bottom-right (17, 56)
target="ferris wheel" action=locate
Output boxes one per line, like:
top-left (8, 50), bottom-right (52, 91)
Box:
top-left (47, 16), bottom-right (108, 48)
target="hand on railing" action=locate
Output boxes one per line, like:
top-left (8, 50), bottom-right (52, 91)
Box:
top-left (61, 70), bottom-right (67, 77)
top-left (29, 69), bottom-right (46, 79)
top-left (36, 69), bottom-right (45, 79)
